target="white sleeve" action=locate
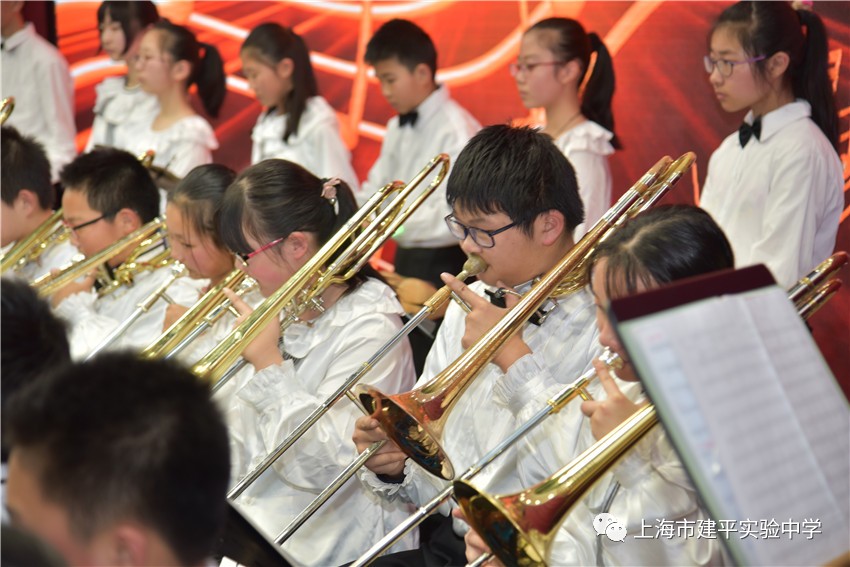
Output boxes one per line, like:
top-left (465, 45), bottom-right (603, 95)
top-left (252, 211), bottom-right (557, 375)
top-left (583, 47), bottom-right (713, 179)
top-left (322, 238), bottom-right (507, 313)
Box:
top-left (310, 120), bottom-right (359, 192)
top-left (569, 150), bottom-right (611, 239)
top-left (36, 52), bottom-right (77, 181)
top-left (229, 314), bottom-right (414, 490)
top-left (168, 138), bottom-right (213, 178)
top-left (54, 291), bottom-right (121, 360)
top-left (357, 125), bottom-right (397, 206)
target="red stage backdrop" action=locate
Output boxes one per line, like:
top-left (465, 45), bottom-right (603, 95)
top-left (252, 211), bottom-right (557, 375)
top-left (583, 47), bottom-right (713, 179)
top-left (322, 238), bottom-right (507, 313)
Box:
top-left (55, 1), bottom-right (849, 388)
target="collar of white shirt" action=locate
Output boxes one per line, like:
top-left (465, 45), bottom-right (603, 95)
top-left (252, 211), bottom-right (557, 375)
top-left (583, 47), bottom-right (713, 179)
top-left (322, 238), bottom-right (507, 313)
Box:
top-left (409, 84), bottom-right (450, 129)
top-left (743, 99), bottom-right (811, 145)
top-left (2, 22), bottom-right (35, 52)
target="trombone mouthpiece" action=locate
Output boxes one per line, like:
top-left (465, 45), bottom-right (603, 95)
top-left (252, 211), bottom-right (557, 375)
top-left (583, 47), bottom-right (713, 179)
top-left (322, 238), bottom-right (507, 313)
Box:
top-left (462, 254), bottom-right (487, 277)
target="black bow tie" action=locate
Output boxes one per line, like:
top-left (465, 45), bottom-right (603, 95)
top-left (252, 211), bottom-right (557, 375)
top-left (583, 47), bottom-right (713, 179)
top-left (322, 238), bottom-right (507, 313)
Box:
top-left (399, 110), bottom-right (418, 127)
top-left (738, 116), bottom-right (762, 147)
top-left (484, 289), bottom-right (557, 327)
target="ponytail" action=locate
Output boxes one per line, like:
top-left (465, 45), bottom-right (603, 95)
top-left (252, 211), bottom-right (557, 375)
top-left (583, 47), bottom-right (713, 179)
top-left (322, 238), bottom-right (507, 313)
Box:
top-left (713, 1), bottom-right (838, 152)
top-left (194, 43), bottom-right (226, 118)
top-left (795, 9), bottom-right (838, 151)
top-left (582, 32), bottom-right (620, 149)
top-left (528, 18), bottom-right (620, 149)
top-left (153, 20), bottom-right (227, 118)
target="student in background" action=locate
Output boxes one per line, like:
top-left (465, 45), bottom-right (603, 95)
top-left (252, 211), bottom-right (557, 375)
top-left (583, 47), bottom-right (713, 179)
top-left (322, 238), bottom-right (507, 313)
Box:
top-left (4, 353), bottom-right (231, 567)
top-left (85, 1), bottom-right (160, 153)
top-left (700, 1), bottom-right (842, 288)
top-left (0, 0), bottom-right (76, 182)
top-left (512, 17), bottom-right (619, 239)
top-left (359, 19), bottom-right (481, 288)
top-left (1, 126), bottom-right (78, 281)
top-left (241, 23), bottom-right (358, 189)
top-left (130, 20), bottom-right (225, 178)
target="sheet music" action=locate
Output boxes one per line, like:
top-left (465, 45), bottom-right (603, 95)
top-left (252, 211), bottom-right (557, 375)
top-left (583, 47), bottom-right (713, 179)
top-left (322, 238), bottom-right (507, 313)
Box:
top-left (619, 286), bottom-right (849, 566)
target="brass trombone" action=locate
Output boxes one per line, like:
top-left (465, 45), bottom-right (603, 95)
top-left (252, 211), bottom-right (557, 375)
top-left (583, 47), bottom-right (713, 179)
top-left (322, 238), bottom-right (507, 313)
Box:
top-left (32, 217), bottom-right (170, 298)
top-left (191, 153), bottom-right (452, 384)
top-left (453, 254), bottom-right (847, 567)
top-left (140, 268), bottom-right (255, 361)
top-left (1, 209), bottom-right (71, 275)
top-left (1, 97), bottom-right (14, 125)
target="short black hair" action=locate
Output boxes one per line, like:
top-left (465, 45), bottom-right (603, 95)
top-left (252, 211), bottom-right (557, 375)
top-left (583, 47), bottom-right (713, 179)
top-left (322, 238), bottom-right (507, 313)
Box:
top-left (59, 148), bottom-right (159, 223)
top-left (0, 278), bottom-right (71, 462)
top-left (5, 354), bottom-right (231, 566)
top-left (365, 19), bottom-right (437, 79)
top-left (168, 164), bottom-right (236, 249)
top-left (588, 205), bottom-right (735, 299)
top-left (1, 126), bottom-right (54, 208)
top-left (446, 124), bottom-right (584, 236)
top-left (96, 1), bottom-right (159, 55)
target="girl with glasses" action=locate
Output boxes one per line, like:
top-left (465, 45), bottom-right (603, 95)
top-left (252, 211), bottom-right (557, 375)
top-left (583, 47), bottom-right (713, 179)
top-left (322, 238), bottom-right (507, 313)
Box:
top-left (700, 1), bottom-right (842, 288)
top-left (512, 18), bottom-right (619, 239)
top-left (240, 23), bottom-right (359, 190)
top-left (215, 158), bottom-right (417, 566)
top-left (85, 1), bottom-right (159, 153)
top-left (129, 20), bottom-right (225, 178)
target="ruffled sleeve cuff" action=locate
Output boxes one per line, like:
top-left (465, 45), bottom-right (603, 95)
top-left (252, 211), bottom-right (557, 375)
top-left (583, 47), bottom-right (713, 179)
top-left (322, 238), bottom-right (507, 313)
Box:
top-left (357, 458), bottom-right (415, 501)
top-left (235, 360), bottom-right (297, 412)
top-left (611, 426), bottom-right (662, 488)
top-left (494, 352), bottom-right (561, 416)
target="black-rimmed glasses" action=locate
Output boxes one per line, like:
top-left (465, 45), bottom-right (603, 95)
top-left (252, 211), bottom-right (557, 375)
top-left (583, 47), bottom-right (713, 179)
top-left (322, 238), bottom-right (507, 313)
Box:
top-left (703, 54), bottom-right (766, 78)
top-left (444, 215), bottom-right (517, 248)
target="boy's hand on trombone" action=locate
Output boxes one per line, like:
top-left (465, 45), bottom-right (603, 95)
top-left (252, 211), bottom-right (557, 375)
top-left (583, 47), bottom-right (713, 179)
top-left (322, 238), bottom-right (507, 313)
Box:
top-left (223, 288), bottom-right (283, 371)
top-left (352, 415), bottom-right (407, 477)
top-left (50, 270), bottom-right (97, 308)
top-left (580, 359), bottom-right (647, 440)
top-left (162, 304), bottom-right (189, 331)
top-left (451, 508), bottom-right (504, 567)
top-left (440, 273), bottom-right (531, 373)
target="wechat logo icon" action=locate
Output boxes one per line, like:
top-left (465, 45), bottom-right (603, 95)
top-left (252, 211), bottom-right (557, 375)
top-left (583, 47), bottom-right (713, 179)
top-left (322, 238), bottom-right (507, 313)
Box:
top-left (593, 513), bottom-right (627, 542)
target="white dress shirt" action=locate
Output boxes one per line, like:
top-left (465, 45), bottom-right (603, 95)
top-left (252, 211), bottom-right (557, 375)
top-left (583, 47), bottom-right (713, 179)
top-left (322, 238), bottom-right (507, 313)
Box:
top-left (553, 121), bottom-right (615, 240)
top-left (700, 100), bottom-right (843, 288)
top-left (84, 76), bottom-right (160, 153)
top-left (1, 238), bottom-right (78, 283)
top-left (359, 280), bottom-right (601, 536)
top-left (1, 23), bottom-right (77, 182)
top-left (251, 96), bottom-right (358, 190)
top-left (53, 254), bottom-right (205, 360)
top-left (220, 278), bottom-right (418, 567)
top-left (124, 114), bottom-right (218, 178)
top-left (357, 86), bottom-right (481, 249)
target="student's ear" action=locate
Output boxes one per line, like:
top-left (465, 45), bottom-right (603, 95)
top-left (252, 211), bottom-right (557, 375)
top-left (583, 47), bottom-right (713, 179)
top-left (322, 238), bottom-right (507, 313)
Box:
top-left (284, 231), bottom-right (311, 261)
top-left (113, 208), bottom-right (143, 235)
top-left (276, 57), bottom-right (294, 80)
top-left (13, 190), bottom-right (39, 218)
top-left (557, 58), bottom-right (583, 85)
top-left (766, 51), bottom-right (790, 80)
top-left (536, 209), bottom-right (566, 246)
top-left (413, 62), bottom-right (433, 85)
top-left (101, 524), bottom-right (149, 567)
top-left (170, 59), bottom-right (192, 83)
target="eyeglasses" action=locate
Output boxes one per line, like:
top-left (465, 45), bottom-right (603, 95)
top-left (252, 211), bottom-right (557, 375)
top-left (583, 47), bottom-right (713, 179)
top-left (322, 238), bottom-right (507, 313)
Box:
top-left (509, 60), bottom-right (565, 77)
top-left (703, 54), bottom-right (766, 78)
top-left (234, 236), bottom-right (285, 267)
top-left (64, 214), bottom-right (107, 234)
top-left (444, 214), bottom-right (517, 249)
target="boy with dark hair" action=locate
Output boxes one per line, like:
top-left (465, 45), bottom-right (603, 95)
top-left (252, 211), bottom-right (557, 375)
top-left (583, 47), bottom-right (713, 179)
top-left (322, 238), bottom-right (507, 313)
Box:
top-left (359, 19), bottom-right (481, 288)
top-left (4, 353), bottom-right (231, 567)
top-left (1, 126), bottom-right (78, 281)
top-left (353, 125), bottom-right (601, 566)
top-left (49, 148), bottom-right (200, 359)
top-left (0, 278), bottom-right (71, 523)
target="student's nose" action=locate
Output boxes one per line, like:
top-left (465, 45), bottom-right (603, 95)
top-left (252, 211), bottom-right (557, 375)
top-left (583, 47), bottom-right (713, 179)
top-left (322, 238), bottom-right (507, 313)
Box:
top-left (459, 233), bottom-right (482, 257)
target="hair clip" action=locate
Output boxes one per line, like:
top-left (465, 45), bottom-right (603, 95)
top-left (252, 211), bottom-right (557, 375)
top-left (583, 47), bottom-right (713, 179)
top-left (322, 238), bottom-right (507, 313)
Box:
top-left (321, 178), bottom-right (341, 214)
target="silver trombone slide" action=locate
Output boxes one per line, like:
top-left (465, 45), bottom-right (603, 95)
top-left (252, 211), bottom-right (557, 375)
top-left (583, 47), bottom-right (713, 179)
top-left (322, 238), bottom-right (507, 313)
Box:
top-left (84, 263), bottom-right (186, 361)
top-left (226, 255), bottom-right (485, 501)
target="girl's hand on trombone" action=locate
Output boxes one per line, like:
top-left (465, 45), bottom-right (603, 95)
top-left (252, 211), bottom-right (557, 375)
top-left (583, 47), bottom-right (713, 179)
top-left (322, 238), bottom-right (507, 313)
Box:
top-left (451, 508), bottom-right (504, 567)
top-left (352, 415), bottom-right (407, 477)
top-left (50, 270), bottom-right (97, 308)
top-left (580, 358), bottom-right (647, 440)
top-left (440, 273), bottom-right (531, 373)
top-left (223, 288), bottom-right (284, 371)
top-left (163, 304), bottom-right (189, 331)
